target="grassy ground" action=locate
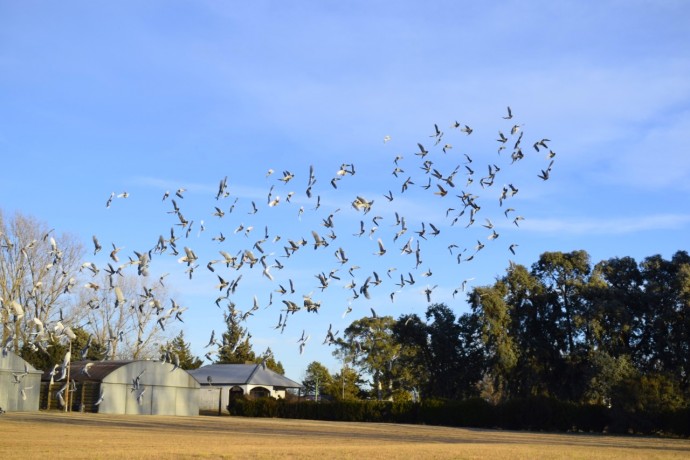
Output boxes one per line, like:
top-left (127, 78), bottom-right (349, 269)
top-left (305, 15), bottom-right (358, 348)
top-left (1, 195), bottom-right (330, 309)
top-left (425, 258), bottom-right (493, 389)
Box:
top-left (1, 411), bottom-right (689, 459)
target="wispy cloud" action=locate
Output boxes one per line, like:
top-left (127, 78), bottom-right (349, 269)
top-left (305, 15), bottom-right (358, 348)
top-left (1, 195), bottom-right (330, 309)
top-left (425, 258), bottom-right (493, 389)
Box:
top-left (593, 110), bottom-right (690, 191)
top-left (131, 176), bottom-right (214, 193)
top-left (522, 214), bottom-right (690, 235)
top-left (131, 175), bottom-right (276, 201)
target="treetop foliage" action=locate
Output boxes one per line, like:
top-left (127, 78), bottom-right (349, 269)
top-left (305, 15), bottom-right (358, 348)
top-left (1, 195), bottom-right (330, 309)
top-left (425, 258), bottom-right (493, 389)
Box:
top-left (331, 250), bottom-right (689, 416)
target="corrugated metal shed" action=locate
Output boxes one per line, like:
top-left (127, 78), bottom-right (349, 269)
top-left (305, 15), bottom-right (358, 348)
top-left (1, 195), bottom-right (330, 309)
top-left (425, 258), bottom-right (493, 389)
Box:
top-left (0, 351), bottom-right (42, 412)
top-left (40, 360), bottom-right (200, 416)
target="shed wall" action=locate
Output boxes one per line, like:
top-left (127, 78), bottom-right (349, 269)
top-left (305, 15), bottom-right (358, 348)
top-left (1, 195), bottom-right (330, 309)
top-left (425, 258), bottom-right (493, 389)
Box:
top-left (0, 352), bottom-right (41, 412)
top-left (96, 361), bottom-right (199, 416)
top-left (97, 383), bottom-right (200, 415)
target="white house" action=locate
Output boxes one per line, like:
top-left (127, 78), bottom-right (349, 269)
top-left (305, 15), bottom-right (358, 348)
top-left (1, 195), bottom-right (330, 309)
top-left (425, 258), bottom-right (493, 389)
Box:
top-left (189, 363), bottom-right (303, 414)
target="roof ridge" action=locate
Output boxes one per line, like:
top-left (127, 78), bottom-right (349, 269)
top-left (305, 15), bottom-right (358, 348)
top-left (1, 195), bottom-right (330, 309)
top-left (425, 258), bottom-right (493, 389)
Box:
top-left (245, 363), bottom-right (262, 383)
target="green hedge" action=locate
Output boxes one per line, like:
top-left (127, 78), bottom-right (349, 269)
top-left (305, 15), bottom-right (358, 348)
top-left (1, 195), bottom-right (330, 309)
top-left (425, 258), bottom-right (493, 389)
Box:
top-left (225, 396), bottom-right (688, 437)
top-left (606, 406), bottom-right (690, 436)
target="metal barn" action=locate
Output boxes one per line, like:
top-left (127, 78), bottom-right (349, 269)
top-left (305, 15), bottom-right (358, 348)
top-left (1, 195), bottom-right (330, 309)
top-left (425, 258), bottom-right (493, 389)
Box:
top-left (189, 363), bottom-right (303, 414)
top-left (0, 351), bottom-right (42, 412)
top-left (41, 360), bottom-right (200, 416)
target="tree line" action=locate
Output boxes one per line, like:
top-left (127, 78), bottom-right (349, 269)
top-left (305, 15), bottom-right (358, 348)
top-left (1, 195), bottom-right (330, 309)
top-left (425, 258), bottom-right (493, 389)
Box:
top-left (302, 250), bottom-right (689, 417)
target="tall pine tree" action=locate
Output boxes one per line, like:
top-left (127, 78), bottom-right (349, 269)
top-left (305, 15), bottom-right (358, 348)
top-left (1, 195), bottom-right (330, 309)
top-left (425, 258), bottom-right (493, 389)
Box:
top-left (160, 330), bottom-right (203, 370)
top-left (216, 304), bottom-right (256, 364)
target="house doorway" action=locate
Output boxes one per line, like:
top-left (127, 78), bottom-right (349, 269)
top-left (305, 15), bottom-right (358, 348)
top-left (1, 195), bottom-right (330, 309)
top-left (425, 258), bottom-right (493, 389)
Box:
top-left (229, 386), bottom-right (244, 400)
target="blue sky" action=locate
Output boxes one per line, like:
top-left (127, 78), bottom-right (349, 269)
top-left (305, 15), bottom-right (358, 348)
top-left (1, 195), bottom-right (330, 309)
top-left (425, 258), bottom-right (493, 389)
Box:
top-left (2, 1), bottom-right (689, 381)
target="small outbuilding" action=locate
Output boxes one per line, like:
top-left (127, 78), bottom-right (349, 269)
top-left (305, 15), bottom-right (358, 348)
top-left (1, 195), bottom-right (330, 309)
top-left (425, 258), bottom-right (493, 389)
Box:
top-left (41, 360), bottom-right (200, 416)
top-left (189, 363), bottom-right (303, 414)
top-left (0, 351), bottom-right (42, 412)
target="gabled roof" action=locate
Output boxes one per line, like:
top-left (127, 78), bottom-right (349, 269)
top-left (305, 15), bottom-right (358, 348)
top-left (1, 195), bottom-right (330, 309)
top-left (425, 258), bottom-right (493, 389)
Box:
top-left (189, 364), bottom-right (302, 388)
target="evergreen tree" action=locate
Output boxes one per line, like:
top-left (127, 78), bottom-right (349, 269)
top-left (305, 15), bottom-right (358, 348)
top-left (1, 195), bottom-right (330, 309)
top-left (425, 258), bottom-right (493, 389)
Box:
top-left (20, 326), bottom-right (103, 371)
top-left (213, 305), bottom-right (286, 373)
top-left (256, 347), bottom-right (285, 375)
top-left (216, 303), bottom-right (256, 364)
top-left (329, 364), bottom-right (365, 400)
top-left (302, 361), bottom-right (333, 399)
top-left (160, 330), bottom-right (203, 370)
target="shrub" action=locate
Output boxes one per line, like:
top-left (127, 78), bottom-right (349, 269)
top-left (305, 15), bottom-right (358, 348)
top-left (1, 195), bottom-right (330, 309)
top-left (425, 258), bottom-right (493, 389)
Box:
top-left (226, 395), bottom-right (687, 437)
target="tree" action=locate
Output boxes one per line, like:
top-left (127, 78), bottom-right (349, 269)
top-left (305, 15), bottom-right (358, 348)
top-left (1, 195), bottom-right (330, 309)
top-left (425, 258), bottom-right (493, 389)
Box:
top-left (0, 209), bottom-right (84, 356)
top-left (637, 251), bottom-right (690, 389)
top-left (582, 350), bottom-right (635, 406)
top-left (160, 330), bottom-right (203, 370)
top-left (612, 371), bottom-right (687, 413)
top-left (74, 272), bottom-right (176, 360)
top-left (391, 313), bottom-right (430, 397)
top-left (471, 256), bottom-right (595, 401)
top-left (335, 315), bottom-right (401, 400)
top-left (498, 262), bottom-right (552, 398)
top-left (393, 304), bottom-right (483, 400)
top-left (469, 283), bottom-right (519, 402)
top-left (532, 250), bottom-right (591, 355)
top-left (212, 304), bottom-right (286, 373)
top-left (20, 326), bottom-right (104, 371)
top-left (424, 304), bottom-right (468, 398)
top-left (215, 303), bottom-right (256, 364)
top-left (500, 254), bottom-right (593, 401)
top-left (330, 364), bottom-right (365, 400)
top-left (584, 256), bottom-right (642, 359)
top-left (455, 311), bottom-right (486, 398)
top-left (255, 347), bottom-right (285, 375)
top-left (302, 361), bottom-right (333, 400)
top-left (0, 209), bottom-right (184, 364)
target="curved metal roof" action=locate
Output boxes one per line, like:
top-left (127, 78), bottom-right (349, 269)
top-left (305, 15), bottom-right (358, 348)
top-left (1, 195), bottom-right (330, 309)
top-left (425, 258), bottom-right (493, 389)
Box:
top-left (41, 360), bottom-right (129, 382)
top-left (0, 351), bottom-right (41, 374)
top-left (41, 360), bottom-right (200, 388)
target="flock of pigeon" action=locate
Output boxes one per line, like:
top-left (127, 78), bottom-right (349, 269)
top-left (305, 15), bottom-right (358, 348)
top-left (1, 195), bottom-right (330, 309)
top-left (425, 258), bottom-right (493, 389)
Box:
top-left (4, 107), bottom-right (556, 405)
top-left (107, 106), bottom-right (554, 357)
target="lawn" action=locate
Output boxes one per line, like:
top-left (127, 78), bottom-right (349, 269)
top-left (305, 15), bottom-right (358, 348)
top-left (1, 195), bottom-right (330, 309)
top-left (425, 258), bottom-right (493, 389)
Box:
top-left (1, 411), bottom-right (689, 459)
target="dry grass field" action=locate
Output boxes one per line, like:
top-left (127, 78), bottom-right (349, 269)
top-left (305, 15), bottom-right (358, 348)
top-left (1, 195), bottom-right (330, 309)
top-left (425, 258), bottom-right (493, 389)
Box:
top-left (1, 411), bottom-right (689, 459)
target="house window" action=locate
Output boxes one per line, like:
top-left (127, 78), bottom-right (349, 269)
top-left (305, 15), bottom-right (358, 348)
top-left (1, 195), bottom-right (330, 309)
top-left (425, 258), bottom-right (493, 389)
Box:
top-left (249, 386), bottom-right (270, 398)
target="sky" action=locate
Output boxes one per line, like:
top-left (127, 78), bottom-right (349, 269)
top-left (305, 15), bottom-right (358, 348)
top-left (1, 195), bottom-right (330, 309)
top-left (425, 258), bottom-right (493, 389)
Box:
top-left (1, 1), bottom-right (689, 382)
